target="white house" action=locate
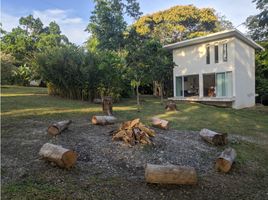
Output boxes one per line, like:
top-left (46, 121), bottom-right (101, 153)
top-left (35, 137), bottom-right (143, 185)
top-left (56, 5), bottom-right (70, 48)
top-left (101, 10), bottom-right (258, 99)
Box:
top-left (164, 29), bottom-right (264, 109)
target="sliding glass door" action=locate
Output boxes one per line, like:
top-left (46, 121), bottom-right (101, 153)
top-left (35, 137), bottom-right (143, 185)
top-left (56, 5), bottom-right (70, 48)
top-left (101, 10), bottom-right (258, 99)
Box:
top-left (175, 77), bottom-right (183, 97)
top-left (216, 72), bottom-right (233, 97)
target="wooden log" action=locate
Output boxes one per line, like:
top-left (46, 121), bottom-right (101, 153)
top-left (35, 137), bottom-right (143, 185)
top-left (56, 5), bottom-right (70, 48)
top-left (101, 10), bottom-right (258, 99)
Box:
top-left (39, 143), bottom-right (77, 169)
top-left (165, 100), bottom-right (177, 111)
top-left (151, 117), bottom-right (169, 130)
top-left (91, 115), bottom-right (117, 125)
top-left (145, 164), bottom-right (197, 185)
top-left (102, 96), bottom-right (113, 116)
top-left (47, 120), bottom-right (72, 136)
top-left (215, 148), bottom-right (237, 173)
top-left (199, 129), bottom-right (227, 145)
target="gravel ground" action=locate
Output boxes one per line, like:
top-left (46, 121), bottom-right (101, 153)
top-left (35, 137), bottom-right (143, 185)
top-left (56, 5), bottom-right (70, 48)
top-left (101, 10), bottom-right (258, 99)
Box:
top-left (1, 117), bottom-right (268, 200)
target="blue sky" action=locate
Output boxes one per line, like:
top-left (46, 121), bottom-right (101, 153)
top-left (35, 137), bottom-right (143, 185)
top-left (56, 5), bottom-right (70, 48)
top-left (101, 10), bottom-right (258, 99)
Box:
top-left (1, 0), bottom-right (259, 45)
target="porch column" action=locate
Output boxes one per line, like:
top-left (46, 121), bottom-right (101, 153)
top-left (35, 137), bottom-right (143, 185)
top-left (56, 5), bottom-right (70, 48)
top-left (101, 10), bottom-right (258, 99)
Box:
top-left (199, 73), bottom-right (203, 98)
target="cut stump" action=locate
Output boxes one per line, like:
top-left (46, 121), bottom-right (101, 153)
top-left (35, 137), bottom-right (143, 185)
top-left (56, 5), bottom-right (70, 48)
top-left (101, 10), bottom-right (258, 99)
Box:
top-left (102, 96), bottom-right (113, 116)
top-left (145, 164), bottom-right (197, 185)
top-left (199, 128), bottom-right (227, 145)
top-left (165, 100), bottom-right (177, 111)
top-left (215, 148), bottom-right (237, 173)
top-left (92, 115), bottom-right (117, 125)
top-left (47, 120), bottom-right (72, 136)
top-left (39, 143), bottom-right (77, 169)
top-left (151, 117), bottom-right (169, 130)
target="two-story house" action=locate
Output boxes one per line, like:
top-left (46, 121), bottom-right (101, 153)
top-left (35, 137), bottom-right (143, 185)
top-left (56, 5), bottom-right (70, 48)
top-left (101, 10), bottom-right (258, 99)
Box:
top-left (164, 29), bottom-right (264, 109)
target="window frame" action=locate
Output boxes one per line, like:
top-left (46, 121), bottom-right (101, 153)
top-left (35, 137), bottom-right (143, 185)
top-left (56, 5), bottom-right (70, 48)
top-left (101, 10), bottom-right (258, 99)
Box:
top-left (223, 43), bottom-right (228, 62)
top-left (214, 45), bottom-right (219, 63)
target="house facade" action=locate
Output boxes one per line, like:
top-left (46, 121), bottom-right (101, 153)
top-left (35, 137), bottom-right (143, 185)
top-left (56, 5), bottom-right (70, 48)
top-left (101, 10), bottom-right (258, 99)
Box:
top-left (164, 29), bottom-right (264, 109)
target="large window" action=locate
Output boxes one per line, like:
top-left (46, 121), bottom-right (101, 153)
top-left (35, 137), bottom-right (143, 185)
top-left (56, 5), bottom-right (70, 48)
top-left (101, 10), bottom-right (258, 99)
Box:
top-left (203, 72), bottom-right (233, 97)
top-left (214, 45), bottom-right (219, 63)
top-left (223, 43), bottom-right (228, 62)
top-left (206, 46), bottom-right (210, 64)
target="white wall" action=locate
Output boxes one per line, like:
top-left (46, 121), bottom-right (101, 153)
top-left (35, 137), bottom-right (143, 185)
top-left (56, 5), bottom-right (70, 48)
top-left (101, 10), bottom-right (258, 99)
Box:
top-left (233, 38), bottom-right (255, 109)
top-left (173, 37), bottom-right (236, 97)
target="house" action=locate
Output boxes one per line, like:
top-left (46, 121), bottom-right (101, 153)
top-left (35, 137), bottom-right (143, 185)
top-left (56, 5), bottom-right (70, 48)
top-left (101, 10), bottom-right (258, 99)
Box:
top-left (164, 29), bottom-right (264, 109)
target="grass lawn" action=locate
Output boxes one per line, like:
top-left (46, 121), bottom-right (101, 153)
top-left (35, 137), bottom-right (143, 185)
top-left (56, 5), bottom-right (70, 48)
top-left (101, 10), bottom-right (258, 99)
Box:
top-left (1, 85), bottom-right (268, 199)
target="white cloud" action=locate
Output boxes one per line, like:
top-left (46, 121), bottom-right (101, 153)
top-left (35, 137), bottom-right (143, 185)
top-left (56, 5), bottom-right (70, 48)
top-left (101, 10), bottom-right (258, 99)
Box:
top-left (1, 9), bottom-right (89, 45)
top-left (1, 12), bottom-right (20, 32)
top-left (33, 9), bottom-right (89, 45)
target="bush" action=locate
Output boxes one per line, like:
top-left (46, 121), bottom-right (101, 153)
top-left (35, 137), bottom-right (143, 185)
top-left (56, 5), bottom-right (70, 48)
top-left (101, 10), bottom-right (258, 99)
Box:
top-left (12, 64), bottom-right (32, 86)
top-left (1, 53), bottom-right (16, 85)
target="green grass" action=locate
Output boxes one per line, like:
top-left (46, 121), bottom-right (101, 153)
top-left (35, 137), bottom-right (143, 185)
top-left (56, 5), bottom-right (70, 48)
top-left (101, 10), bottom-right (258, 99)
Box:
top-left (2, 85), bottom-right (268, 137)
top-left (1, 85), bottom-right (268, 198)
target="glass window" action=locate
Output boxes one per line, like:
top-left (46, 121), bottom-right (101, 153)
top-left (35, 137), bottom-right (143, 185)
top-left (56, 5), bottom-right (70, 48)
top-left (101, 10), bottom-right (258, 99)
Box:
top-left (215, 45), bottom-right (219, 63)
top-left (223, 43), bottom-right (228, 62)
top-left (206, 46), bottom-right (210, 64)
top-left (175, 77), bottom-right (183, 97)
top-left (215, 71), bottom-right (233, 97)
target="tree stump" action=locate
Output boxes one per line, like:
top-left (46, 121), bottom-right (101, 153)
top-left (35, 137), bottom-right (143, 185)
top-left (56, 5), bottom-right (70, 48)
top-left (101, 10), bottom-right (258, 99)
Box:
top-left (145, 164), bottom-right (197, 185)
top-left (151, 117), bottom-right (169, 130)
top-left (102, 96), bottom-right (113, 116)
top-left (199, 129), bottom-right (227, 145)
top-left (39, 143), bottom-right (77, 169)
top-left (165, 100), bottom-right (177, 111)
top-left (91, 115), bottom-right (117, 125)
top-left (215, 148), bottom-right (237, 173)
top-left (47, 120), bottom-right (72, 136)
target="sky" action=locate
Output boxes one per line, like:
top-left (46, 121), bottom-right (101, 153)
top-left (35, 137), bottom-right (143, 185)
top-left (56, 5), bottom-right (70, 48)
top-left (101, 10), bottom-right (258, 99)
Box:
top-left (1, 0), bottom-right (259, 45)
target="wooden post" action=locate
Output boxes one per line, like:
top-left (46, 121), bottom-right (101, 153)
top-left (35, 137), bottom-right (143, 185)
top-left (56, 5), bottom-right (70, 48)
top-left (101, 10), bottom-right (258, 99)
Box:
top-left (199, 129), bottom-right (227, 145)
top-left (47, 120), bottom-right (72, 136)
top-left (215, 148), bottom-right (237, 173)
top-left (145, 164), bottom-right (197, 185)
top-left (102, 96), bottom-right (113, 116)
top-left (39, 143), bottom-right (77, 169)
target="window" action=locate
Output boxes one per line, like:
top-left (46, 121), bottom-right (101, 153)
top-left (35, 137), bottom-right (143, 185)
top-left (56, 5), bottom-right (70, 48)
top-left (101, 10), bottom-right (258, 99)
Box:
top-left (175, 77), bottom-right (183, 97)
top-left (203, 72), bottom-right (233, 97)
top-left (223, 43), bottom-right (228, 62)
top-left (206, 46), bottom-right (210, 64)
top-left (214, 45), bottom-right (219, 63)
top-left (216, 71), bottom-right (233, 97)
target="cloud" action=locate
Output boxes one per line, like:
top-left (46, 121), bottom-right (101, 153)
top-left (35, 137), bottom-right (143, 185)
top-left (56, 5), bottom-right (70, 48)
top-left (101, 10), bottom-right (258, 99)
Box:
top-left (33, 9), bottom-right (89, 45)
top-left (1, 9), bottom-right (89, 45)
top-left (1, 12), bottom-right (20, 32)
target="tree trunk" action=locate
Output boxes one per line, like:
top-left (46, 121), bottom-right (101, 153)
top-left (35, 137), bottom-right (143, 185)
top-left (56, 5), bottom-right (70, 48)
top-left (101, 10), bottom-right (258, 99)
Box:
top-left (136, 82), bottom-right (140, 111)
top-left (165, 100), bottom-right (177, 111)
top-left (102, 96), bottom-right (113, 116)
top-left (39, 143), bottom-right (77, 169)
top-left (145, 164), bottom-right (197, 185)
top-left (160, 82), bottom-right (164, 105)
top-left (199, 129), bottom-right (228, 145)
top-left (215, 148), bottom-right (237, 173)
top-left (91, 115), bottom-right (117, 125)
top-left (151, 117), bottom-right (169, 130)
top-left (47, 120), bottom-right (72, 136)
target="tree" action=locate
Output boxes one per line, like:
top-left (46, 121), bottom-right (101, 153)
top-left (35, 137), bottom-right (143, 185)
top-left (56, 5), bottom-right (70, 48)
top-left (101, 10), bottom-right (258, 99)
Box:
top-left (147, 40), bottom-right (174, 104)
top-left (125, 29), bottom-right (152, 109)
top-left (133, 5), bottom-right (232, 44)
top-left (0, 53), bottom-right (16, 84)
top-left (245, 0), bottom-right (267, 41)
top-left (86, 0), bottom-right (142, 51)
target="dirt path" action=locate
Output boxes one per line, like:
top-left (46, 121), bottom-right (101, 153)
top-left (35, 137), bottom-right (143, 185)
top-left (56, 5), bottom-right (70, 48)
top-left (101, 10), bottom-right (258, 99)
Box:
top-left (1, 117), bottom-right (268, 199)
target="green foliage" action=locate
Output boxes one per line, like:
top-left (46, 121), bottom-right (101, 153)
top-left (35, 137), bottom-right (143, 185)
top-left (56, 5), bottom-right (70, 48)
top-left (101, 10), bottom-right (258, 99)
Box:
top-left (86, 0), bottom-right (142, 51)
top-left (245, 0), bottom-right (268, 41)
top-left (255, 41), bottom-right (268, 96)
top-left (12, 64), bottom-right (32, 86)
top-left (133, 5), bottom-right (232, 44)
top-left (1, 53), bottom-right (17, 84)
